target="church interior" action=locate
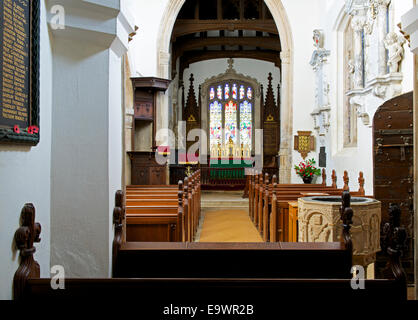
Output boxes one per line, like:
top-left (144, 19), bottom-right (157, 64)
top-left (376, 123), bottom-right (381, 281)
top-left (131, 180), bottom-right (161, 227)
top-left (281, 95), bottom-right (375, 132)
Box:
top-left (1, 0), bottom-right (418, 307)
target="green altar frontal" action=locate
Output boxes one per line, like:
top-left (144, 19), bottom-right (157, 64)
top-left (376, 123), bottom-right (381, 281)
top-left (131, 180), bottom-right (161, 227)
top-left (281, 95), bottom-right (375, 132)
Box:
top-left (209, 158), bottom-right (253, 179)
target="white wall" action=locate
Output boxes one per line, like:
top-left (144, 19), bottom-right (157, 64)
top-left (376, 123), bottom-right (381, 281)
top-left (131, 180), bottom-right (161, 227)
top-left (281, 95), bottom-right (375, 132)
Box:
top-left (125, 0), bottom-right (170, 77)
top-left (0, 1), bottom-right (52, 300)
top-left (314, 0), bottom-right (415, 194)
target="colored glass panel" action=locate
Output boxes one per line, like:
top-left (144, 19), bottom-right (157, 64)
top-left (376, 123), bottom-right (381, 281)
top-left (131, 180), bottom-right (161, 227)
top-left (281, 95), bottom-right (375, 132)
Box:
top-left (209, 101), bottom-right (222, 148)
top-left (232, 84), bottom-right (238, 99)
top-left (217, 86), bottom-right (223, 100)
top-left (209, 87), bottom-right (215, 100)
top-left (247, 87), bottom-right (253, 100)
top-left (239, 85), bottom-right (245, 100)
top-left (225, 84), bottom-right (230, 100)
top-left (225, 101), bottom-right (237, 143)
top-left (240, 101), bottom-right (252, 150)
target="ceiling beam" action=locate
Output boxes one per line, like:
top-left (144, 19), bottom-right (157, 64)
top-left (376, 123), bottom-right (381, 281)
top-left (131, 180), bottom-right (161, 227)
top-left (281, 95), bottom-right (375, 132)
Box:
top-left (179, 50), bottom-right (281, 80)
top-left (174, 36), bottom-right (281, 56)
top-left (172, 19), bottom-right (278, 39)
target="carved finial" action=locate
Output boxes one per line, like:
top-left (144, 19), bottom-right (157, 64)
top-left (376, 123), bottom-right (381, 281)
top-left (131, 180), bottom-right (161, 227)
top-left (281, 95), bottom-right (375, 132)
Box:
top-left (178, 180), bottom-right (184, 205)
top-left (112, 190), bottom-right (125, 277)
top-left (322, 169), bottom-right (326, 186)
top-left (184, 74), bottom-right (198, 122)
top-left (13, 204), bottom-right (42, 300)
top-left (264, 73), bottom-right (278, 121)
top-left (178, 181), bottom-right (184, 241)
top-left (332, 170), bottom-right (337, 188)
top-left (227, 58), bottom-right (234, 71)
top-left (272, 174), bottom-right (277, 185)
top-left (113, 190), bottom-right (124, 226)
top-left (265, 173), bottom-right (269, 186)
top-left (343, 171), bottom-right (349, 191)
top-left (358, 171), bottom-right (365, 195)
top-left (382, 204), bottom-right (407, 282)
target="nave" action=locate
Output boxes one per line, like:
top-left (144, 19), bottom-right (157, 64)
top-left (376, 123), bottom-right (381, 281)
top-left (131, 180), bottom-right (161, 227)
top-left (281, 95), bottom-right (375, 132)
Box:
top-left (198, 191), bottom-right (262, 242)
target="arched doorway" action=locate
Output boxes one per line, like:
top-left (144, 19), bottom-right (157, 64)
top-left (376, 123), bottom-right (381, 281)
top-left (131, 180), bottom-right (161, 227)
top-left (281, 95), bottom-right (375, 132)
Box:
top-left (156, 0), bottom-right (294, 183)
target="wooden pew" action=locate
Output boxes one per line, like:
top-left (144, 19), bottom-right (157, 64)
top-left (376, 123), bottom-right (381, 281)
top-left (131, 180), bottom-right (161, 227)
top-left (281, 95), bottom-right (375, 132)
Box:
top-left (13, 193), bottom-right (407, 302)
top-left (248, 168), bottom-right (367, 241)
top-left (126, 170), bottom-right (201, 242)
top-left (126, 181), bottom-right (184, 242)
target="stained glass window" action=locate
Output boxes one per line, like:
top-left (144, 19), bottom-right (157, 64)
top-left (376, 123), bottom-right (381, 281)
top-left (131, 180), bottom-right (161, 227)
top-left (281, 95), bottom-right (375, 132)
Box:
top-left (209, 101), bottom-right (222, 148)
top-left (232, 84), bottom-right (238, 99)
top-left (224, 84), bottom-right (230, 100)
top-left (225, 101), bottom-right (237, 143)
top-left (247, 87), bottom-right (253, 100)
top-left (239, 85), bottom-right (245, 100)
top-left (240, 101), bottom-right (252, 150)
top-left (208, 82), bottom-right (254, 155)
top-left (209, 87), bottom-right (215, 100)
top-left (217, 86), bottom-right (223, 100)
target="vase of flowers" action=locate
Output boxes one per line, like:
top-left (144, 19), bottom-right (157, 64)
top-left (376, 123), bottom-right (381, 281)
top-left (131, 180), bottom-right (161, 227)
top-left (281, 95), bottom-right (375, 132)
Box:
top-left (294, 158), bottom-right (321, 184)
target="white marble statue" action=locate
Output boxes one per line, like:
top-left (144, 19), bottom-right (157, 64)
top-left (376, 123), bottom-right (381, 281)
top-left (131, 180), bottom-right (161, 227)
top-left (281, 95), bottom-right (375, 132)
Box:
top-left (384, 32), bottom-right (405, 73)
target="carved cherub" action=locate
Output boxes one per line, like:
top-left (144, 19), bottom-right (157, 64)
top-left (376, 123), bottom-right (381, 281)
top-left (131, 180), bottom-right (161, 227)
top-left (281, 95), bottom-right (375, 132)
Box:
top-left (384, 32), bottom-right (405, 73)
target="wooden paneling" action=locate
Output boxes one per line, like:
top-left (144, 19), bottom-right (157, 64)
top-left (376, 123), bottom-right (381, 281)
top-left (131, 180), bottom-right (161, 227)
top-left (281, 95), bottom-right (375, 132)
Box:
top-left (128, 152), bottom-right (166, 185)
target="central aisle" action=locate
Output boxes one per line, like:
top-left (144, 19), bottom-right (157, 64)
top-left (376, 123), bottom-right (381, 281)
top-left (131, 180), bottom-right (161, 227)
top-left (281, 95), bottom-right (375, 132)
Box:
top-left (198, 209), bottom-right (263, 242)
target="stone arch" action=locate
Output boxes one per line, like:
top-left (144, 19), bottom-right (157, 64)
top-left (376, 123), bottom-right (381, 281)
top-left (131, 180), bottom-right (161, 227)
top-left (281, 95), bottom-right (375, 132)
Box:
top-left (156, 0), bottom-right (294, 182)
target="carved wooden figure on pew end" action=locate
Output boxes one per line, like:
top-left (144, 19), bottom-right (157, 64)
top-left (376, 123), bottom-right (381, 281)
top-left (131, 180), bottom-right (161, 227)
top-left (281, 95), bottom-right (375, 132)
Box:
top-left (358, 171), bottom-right (365, 195)
top-left (339, 191), bottom-right (353, 256)
top-left (332, 170), bottom-right (337, 188)
top-left (343, 171), bottom-right (349, 191)
top-left (382, 203), bottom-right (408, 283)
top-left (112, 190), bottom-right (125, 277)
top-left (322, 168), bottom-right (326, 186)
top-left (13, 203), bottom-right (41, 300)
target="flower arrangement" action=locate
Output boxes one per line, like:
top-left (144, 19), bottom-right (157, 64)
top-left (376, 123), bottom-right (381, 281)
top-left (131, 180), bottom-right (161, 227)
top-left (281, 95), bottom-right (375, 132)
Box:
top-left (294, 158), bottom-right (321, 182)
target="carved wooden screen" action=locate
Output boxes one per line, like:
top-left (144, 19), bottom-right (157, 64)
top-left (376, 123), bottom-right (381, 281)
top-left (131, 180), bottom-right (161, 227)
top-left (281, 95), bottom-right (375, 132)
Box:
top-left (262, 73), bottom-right (280, 168)
top-left (208, 80), bottom-right (254, 156)
top-left (373, 91), bottom-right (413, 283)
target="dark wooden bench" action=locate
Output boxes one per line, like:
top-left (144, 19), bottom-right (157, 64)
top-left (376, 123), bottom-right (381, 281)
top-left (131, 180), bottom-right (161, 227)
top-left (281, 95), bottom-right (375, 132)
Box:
top-left (13, 192), bottom-right (407, 302)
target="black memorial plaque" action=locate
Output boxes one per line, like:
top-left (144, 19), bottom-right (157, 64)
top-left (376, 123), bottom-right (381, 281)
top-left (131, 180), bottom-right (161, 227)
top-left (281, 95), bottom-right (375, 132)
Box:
top-left (319, 146), bottom-right (326, 168)
top-left (0, 0), bottom-right (40, 144)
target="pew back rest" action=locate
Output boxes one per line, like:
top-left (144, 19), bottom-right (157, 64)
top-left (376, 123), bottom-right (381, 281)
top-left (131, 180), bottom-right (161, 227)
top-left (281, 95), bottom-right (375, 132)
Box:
top-left (115, 242), bottom-right (352, 279)
top-left (23, 278), bottom-right (406, 302)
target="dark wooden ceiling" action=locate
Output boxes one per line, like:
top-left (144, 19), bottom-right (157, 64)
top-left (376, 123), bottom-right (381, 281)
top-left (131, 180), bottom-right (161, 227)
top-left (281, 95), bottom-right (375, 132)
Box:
top-left (171, 0), bottom-right (281, 80)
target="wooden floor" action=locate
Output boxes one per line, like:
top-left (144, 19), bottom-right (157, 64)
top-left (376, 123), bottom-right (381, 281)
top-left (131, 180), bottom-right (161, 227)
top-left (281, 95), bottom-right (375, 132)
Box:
top-left (198, 209), bottom-right (263, 242)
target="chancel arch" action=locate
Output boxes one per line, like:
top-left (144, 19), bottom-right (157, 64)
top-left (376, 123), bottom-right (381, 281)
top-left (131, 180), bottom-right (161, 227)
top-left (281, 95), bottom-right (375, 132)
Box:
top-left (156, 0), bottom-right (294, 182)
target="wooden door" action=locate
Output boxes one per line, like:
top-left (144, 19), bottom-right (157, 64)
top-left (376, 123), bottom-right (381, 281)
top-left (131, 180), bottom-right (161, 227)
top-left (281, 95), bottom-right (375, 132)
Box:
top-left (373, 91), bottom-right (413, 282)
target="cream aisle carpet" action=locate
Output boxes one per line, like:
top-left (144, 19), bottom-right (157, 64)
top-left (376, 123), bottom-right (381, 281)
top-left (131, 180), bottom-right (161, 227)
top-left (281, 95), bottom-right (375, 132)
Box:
top-left (199, 209), bottom-right (263, 242)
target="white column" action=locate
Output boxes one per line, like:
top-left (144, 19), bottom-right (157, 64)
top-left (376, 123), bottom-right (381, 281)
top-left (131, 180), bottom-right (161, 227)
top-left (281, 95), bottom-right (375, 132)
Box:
top-left (351, 12), bottom-right (367, 89)
top-left (279, 50), bottom-right (292, 183)
top-left (377, 0), bottom-right (391, 75)
top-left (156, 51), bottom-right (171, 147)
top-left (48, 0), bottom-right (135, 277)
